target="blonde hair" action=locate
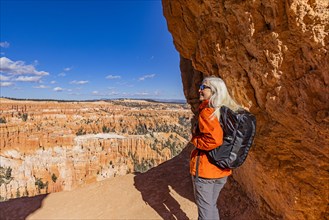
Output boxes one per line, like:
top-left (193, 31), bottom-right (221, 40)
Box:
top-left (202, 76), bottom-right (241, 120)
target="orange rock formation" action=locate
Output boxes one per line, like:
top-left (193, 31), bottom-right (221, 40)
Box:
top-left (162, 0), bottom-right (328, 219)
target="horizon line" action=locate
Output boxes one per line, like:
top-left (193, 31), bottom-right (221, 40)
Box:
top-left (0, 96), bottom-right (187, 104)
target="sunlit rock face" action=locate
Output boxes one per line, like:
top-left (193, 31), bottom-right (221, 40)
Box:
top-left (163, 0), bottom-right (329, 219)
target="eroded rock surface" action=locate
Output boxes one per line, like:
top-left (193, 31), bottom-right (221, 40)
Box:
top-left (163, 0), bottom-right (329, 219)
top-left (0, 99), bottom-right (192, 201)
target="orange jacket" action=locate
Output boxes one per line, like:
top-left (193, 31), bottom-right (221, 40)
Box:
top-left (190, 100), bottom-right (232, 179)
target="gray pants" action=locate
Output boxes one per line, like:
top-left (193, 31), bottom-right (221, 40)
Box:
top-left (192, 176), bottom-right (228, 220)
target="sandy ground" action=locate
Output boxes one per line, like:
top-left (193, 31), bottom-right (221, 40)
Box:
top-left (26, 174), bottom-right (197, 220)
top-left (0, 146), bottom-right (198, 220)
top-left (0, 144), bottom-right (260, 220)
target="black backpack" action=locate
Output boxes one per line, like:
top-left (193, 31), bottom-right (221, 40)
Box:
top-left (206, 106), bottom-right (256, 169)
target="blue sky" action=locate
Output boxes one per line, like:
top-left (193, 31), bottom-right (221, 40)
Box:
top-left (0, 0), bottom-right (185, 101)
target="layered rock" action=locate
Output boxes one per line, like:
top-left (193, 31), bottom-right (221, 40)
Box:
top-left (0, 99), bottom-right (192, 201)
top-left (162, 0), bottom-right (329, 219)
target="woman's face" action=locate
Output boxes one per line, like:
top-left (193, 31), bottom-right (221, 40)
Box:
top-left (199, 81), bottom-right (212, 101)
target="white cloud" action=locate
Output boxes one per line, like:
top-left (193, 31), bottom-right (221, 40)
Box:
top-left (58, 72), bottom-right (66, 77)
top-left (70, 80), bottom-right (89, 85)
top-left (0, 42), bottom-right (10, 48)
top-left (53, 87), bottom-right (64, 92)
top-left (50, 80), bottom-right (56, 84)
top-left (64, 67), bottom-right (73, 71)
top-left (134, 92), bottom-right (150, 96)
top-left (106, 75), bottom-right (121, 79)
top-left (91, 91), bottom-right (110, 96)
top-left (33, 85), bottom-right (49, 89)
top-left (0, 82), bottom-right (13, 87)
top-left (0, 57), bottom-right (49, 76)
top-left (0, 74), bottom-right (11, 81)
top-left (109, 91), bottom-right (120, 96)
top-left (138, 74), bottom-right (156, 81)
top-left (67, 91), bottom-right (82, 96)
top-left (14, 76), bottom-right (42, 82)
top-left (116, 82), bottom-right (134, 87)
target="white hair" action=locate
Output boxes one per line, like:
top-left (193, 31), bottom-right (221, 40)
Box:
top-left (202, 76), bottom-right (241, 120)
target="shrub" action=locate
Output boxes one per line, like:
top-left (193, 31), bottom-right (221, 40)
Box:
top-left (102, 125), bottom-right (110, 133)
top-left (5, 167), bottom-right (12, 180)
top-left (76, 128), bottom-right (86, 136)
top-left (16, 189), bottom-right (20, 198)
top-left (35, 178), bottom-right (48, 193)
top-left (0, 117), bottom-right (6, 123)
top-left (21, 113), bottom-right (28, 122)
top-left (51, 173), bottom-right (57, 183)
top-left (0, 167), bottom-right (13, 186)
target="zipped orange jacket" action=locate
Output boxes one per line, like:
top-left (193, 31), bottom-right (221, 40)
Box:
top-left (190, 100), bottom-right (232, 179)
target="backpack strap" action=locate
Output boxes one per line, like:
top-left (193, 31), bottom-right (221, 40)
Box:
top-left (195, 149), bottom-right (201, 179)
top-left (194, 125), bottom-right (201, 179)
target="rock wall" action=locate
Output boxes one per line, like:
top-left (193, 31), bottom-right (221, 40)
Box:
top-left (162, 0), bottom-right (329, 219)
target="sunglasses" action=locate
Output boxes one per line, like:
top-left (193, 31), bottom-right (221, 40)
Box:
top-left (199, 84), bottom-right (211, 90)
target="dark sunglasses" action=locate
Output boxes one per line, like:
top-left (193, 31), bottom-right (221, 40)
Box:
top-left (199, 84), bottom-right (211, 90)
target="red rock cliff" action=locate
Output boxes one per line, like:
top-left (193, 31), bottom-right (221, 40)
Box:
top-left (162, 0), bottom-right (329, 219)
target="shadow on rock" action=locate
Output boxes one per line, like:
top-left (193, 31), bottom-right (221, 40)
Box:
top-left (134, 143), bottom-right (195, 220)
top-left (134, 143), bottom-right (263, 220)
top-left (0, 194), bottom-right (48, 220)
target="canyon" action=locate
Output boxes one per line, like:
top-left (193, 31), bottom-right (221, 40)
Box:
top-left (1, 0), bottom-right (328, 219)
top-left (0, 98), bottom-right (192, 201)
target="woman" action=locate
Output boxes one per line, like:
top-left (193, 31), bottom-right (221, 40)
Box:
top-left (190, 76), bottom-right (240, 220)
